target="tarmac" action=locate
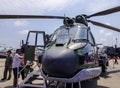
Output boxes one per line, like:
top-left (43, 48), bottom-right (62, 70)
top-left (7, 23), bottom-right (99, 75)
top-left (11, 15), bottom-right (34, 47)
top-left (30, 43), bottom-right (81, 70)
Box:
top-left (0, 58), bottom-right (120, 88)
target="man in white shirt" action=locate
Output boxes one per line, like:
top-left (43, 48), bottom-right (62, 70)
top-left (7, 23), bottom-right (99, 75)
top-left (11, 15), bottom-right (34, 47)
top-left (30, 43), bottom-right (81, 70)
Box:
top-left (12, 49), bottom-right (24, 88)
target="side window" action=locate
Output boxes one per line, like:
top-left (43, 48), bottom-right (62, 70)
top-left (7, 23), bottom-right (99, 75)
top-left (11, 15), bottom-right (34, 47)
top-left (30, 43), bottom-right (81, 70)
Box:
top-left (27, 33), bottom-right (36, 45)
top-left (37, 33), bottom-right (45, 47)
top-left (88, 31), bottom-right (95, 45)
top-left (26, 31), bottom-right (46, 47)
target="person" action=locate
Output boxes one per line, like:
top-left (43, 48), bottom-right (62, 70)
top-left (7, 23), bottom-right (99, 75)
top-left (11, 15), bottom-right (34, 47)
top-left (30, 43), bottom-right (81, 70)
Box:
top-left (45, 34), bottom-right (50, 45)
top-left (102, 52), bottom-right (108, 68)
top-left (114, 45), bottom-right (119, 64)
top-left (114, 56), bottom-right (119, 64)
top-left (24, 60), bottom-right (34, 78)
top-left (1, 50), bottom-right (13, 80)
top-left (12, 49), bottom-right (24, 88)
top-left (98, 50), bottom-right (108, 73)
top-left (36, 52), bottom-right (43, 68)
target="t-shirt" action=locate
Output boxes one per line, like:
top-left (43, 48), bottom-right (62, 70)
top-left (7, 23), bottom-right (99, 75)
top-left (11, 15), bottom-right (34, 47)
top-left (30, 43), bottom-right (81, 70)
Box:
top-left (12, 53), bottom-right (23, 68)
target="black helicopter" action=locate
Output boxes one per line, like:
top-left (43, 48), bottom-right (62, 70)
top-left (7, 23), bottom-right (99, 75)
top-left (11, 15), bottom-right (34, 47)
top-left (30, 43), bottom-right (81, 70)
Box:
top-left (0, 6), bottom-right (120, 88)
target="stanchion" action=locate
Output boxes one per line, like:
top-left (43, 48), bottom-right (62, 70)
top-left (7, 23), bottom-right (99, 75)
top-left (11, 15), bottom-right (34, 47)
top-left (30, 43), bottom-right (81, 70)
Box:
top-left (16, 61), bottom-right (31, 88)
top-left (79, 81), bottom-right (81, 88)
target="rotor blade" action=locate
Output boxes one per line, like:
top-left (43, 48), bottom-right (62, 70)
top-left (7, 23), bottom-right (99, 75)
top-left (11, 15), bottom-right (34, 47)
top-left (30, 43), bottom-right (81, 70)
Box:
top-left (87, 6), bottom-right (120, 18)
top-left (0, 15), bottom-right (65, 19)
top-left (88, 20), bottom-right (120, 32)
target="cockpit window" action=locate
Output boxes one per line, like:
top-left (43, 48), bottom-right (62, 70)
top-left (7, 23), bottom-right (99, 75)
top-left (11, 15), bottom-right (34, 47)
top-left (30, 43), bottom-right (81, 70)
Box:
top-left (74, 26), bottom-right (87, 40)
top-left (51, 26), bottom-right (77, 44)
top-left (49, 24), bottom-right (88, 46)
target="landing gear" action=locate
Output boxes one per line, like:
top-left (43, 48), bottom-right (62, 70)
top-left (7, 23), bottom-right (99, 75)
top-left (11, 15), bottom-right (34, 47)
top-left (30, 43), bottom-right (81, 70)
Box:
top-left (66, 82), bottom-right (80, 88)
top-left (45, 81), bottom-right (81, 88)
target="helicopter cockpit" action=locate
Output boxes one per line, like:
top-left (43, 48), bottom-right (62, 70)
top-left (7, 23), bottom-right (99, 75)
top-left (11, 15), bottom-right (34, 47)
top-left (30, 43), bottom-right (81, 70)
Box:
top-left (47, 23), bottom-right (89, 49)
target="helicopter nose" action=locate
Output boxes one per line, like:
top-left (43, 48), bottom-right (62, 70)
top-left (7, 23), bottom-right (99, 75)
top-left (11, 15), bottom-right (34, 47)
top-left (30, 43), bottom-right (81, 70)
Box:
top-left (42, 47), bottom-right (78, 78)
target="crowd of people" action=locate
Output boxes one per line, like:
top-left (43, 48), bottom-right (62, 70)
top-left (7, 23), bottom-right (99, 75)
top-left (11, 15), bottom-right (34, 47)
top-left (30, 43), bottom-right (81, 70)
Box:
top-left (0, 49), bottom-right (40, 88)
top-left (0, 34), bottom-right (50, 88)
top-left (96, 47), bottom-right (119, 73)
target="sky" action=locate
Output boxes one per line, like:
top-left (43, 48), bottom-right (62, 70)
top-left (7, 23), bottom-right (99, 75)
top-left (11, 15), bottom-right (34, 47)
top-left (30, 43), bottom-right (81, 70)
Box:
top-left (0, 0), bottom-right (120, 49)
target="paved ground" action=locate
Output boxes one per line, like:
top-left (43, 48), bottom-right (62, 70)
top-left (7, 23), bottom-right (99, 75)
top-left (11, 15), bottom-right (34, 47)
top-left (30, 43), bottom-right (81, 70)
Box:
top-left (0, 58), bottom-right (120, 88)
top-left (97, 59), bottom-right (120, 88)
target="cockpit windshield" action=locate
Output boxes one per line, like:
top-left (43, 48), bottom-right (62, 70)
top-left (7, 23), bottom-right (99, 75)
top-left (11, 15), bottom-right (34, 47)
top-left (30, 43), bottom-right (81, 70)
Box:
top-left (51, 26), bottom-right (77, 44)
top-left (50, 24), bottom-right (88, 46)
top-left (73, 26), bottom-right (87, 41)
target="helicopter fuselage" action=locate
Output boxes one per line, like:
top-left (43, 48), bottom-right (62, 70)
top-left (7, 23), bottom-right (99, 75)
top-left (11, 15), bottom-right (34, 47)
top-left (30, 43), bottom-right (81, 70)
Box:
top-left (41, 23), bottom-right (99, 78)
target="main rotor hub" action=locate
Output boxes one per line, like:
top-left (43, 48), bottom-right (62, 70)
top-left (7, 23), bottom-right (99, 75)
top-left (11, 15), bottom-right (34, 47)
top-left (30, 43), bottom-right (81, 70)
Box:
top-left (75, 15), bottom-right (88, 26)
top-left (63, 17), bottom-right (74, 27)
top-left (63, 15), bottom-right (88, 27)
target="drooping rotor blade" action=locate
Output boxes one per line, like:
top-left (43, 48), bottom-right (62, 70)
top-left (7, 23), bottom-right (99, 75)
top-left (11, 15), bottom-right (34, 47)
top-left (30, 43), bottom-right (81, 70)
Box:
top-left (0, 15), bottom-right (65, 19)
top-left (88, 20), bottom-right (120, 32)
top-left (87, 6), bottom-right (120, 18)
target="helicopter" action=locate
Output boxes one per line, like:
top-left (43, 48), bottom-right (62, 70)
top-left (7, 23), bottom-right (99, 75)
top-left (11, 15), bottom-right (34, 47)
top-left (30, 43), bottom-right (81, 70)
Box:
top-left (0, 6), bottom-right (120, 88)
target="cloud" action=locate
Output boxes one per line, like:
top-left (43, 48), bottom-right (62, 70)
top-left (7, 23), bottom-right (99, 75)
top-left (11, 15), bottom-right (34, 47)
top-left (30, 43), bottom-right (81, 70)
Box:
top-left (100, 38), bottom-right (106, 42)
top-left (14, 20), bottom-right (28, 27)
top-left (0, 0), bottom-right (119, 15)
top-left (99, 29), bottom-right (105, 34)
top-left (0, 0), bottom-right (80, 14)
top-left (99, 23), bottom-right (113, 36)
top-left (18, 29), bottom-right (29, 35)
top-left (105, 32), bottom-right (112, 36)
top-left (0, 0), bottom-right (119, 16)
top-left (105, 22), bottom-right (112, 26)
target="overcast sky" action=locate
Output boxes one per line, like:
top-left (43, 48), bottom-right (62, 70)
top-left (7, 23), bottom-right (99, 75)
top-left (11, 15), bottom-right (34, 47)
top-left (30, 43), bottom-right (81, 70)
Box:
top-left (0, 0), bottom-right (120, 49)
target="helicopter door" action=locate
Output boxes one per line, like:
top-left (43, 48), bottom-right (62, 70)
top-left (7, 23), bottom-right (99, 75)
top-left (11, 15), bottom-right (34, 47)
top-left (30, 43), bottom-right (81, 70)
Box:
top-left (24, 31), bottom-right (46, 61)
